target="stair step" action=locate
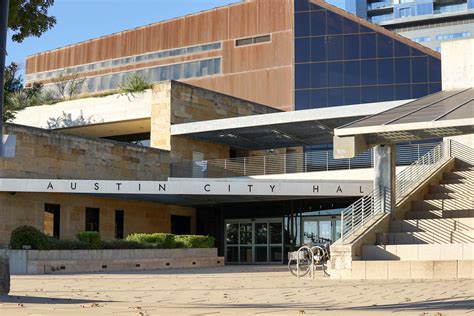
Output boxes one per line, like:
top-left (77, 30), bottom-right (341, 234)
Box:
top-left (439, 178), bottom-right (471, 184)
top-left (424, 192), bottom-right (474, 200)
top-left (391, 218), bottom-right (474, 233)
top-left (347, 260), bottom-right (474, 279)
top-left (429, 183), bottom-right (473, 193)
top-left (443, 171), bottom-right (474, 180)
top-left (361, 243), bottom-right (474, 261)
top-left (405, 209), bottom-right (474, 219)
top-left (412, 199), bottom-right (474, 212)
top-left (378, 231), bottom-right (474, 245)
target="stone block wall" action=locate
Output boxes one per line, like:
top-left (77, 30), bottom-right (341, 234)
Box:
top-left (0, 192), bottom-right (195, 246)
top-left (150, 81), bottom-right (281, 161)
top-left (0, 257), bottom-right (9, 295)
top-left (1, 124), bottom-right (170, 180)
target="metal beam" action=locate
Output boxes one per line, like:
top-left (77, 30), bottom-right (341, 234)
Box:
top-left (0, 0), bottom-right (9, 157)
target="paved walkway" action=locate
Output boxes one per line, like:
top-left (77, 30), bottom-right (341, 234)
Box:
top-left (1, 266), bottom-right (473, 315)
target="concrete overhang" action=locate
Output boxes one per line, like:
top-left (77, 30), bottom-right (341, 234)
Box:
top-left (0, 178), bottom-right (372, 206)
top-left (171, 100), bottom-right (411, 150)
top-left (13, 90), bottom-right (153, 137)
top-left (334, 89), bottom-right (474, 158)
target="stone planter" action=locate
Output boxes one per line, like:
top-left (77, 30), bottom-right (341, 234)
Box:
top-left (0, 256), bottom-right (10, 295)
top-left (0, 248), bottom-right (223, 275)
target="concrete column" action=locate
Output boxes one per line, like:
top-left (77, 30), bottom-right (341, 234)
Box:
top-left (373, 144), bottom-right (396, 213)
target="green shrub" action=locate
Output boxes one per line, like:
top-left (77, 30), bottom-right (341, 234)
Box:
top-left (118, 74), bottom-right (150, 95)
top-left (10, 226), bottom-right (49, 250)
top-left (126, 233), bottom-right (176, 249)
top-left (76, 231), bottom-right (101, 249)
top-left (101, 240), bottom-right (149, 250)
top-left (48, 238), bottom-right (88, 250)
top-left (174, 235), bottom-right (215, 248)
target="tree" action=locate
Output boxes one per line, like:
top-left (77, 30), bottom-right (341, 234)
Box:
top-left (8, 0), bottom-right (56, 43)
top-left (3, 63), bottom-right (22, 122)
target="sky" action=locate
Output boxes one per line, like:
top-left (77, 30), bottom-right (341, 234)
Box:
top-left (6, 0), bottom-right (345, 76)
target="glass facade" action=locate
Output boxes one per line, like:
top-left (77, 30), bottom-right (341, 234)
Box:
top-left (43, 58), bottom-right (221, 94)
top-left (294, 0), bottom-right (441, 110)
top-left (26, 42), bottom-right (221, 82)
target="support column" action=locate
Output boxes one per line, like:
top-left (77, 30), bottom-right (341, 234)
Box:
top-left (373, 144), bottom-right (396, 213)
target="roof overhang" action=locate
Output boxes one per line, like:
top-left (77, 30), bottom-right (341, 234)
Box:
top-left (333, 89), bottom-right (474, 158)
top-left (171, 101), bottom-right (411, 150)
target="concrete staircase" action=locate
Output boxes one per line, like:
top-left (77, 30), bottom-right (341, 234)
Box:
top-left (357, 166), bottom-right (474, 279)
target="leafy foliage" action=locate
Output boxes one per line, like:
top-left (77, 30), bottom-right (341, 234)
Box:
top-left (3, 63), bottom-right (59, 122)
top-left (76, 231), bottom-right (101, 249)
top-left (9, 225), bottom-right (49, 250)
top-left (175, 235), bottom-right (215, 249)
top-left (8, 0), bottom-right (56, 43)
top-left (126, 233), bottom-right (176, 249)
top-left (9, 227), bottom-right (215, 250)
top-left (118, 74), bottom-right (150, 98)
top-left (52, 71), bottom-right (85, 100)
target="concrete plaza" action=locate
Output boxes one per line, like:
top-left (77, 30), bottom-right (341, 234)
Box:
top-left (0, 266), bottom-right (473, 315)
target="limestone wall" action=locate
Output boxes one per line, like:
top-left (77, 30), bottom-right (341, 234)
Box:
top-left (1, 124), bottom-right (170, 180)
top-left (0, 192), bottom-right (195, 246)
top-left (150, 81), bottom-right (280, 161)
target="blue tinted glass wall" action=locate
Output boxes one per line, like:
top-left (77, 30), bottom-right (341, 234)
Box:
top-left (294, 0), bottom-right (442, 110)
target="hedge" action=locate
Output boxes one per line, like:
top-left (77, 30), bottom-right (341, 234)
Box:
top-left (126, 233), bottom-right (176, 249)
top-left (9, 226), bottom-right (215, 250)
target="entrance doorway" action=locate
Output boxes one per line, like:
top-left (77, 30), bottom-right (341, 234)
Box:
top-left (225, 219), bottom-right (283, 264)
top-left (302, 217), bottom-right (341, 244)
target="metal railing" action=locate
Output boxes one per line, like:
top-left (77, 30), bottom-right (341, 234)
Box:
top-left (340, 186), bottom-right (391, 242)
top-left (170, 143), bottom-right (438, 178)
top-left (340, 141), bottom-right (452, 243)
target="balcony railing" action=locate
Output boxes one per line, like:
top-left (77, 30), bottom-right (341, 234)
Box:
top-left (170, 143), bottom-right (438, 178)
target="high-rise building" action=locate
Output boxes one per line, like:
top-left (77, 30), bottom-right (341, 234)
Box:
top-left (345, 0), bottom-right (474, 52)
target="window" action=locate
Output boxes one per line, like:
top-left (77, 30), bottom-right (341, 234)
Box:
top-left (326, 36), bottom-right (343, 61)
top-left (44, 204), bottom-right (60, 239)
top-left (171, 215), bottom-right (191, 235)
top-left (85, 207), bottom-right (100, 232)
top-left (115, 210), bottom-right (124, 239)
top-left (327, 62), bottom-right (344, 87)
top-left (295, 64), bottom-right (311, 89)
top-left (344, 61), bottom-right (360, 86)
top-left (311, 10), bottom-right (326, 36)
top-left (361, 59), bottom-right (377, 85)
top-left (360, 33), bottom-right (377, 59)
top-left (311, 63), bottom-right (327, 88)
top-left (394, 58), bottom-right (411, 84)
top-left (344, 34), bottom-right (360, 60)
top-left (377, 34), bottom-right (393, 58)
top-left (399, 7), bottom-right (411, 18)
top-left (235, 35), bottom-right (271, 46)
top-left (436, 32), bottom-right (471, 41)
top-left (295, 38), bottom-right (311, 63)
top-left (412, 57), bottom-right (428, 83)
top-left (311, 37), bottom-right (326, 62)
top-left (411, 36), bottom-right (431, 43)
top-left (377, 59), bottom-right (394, 85)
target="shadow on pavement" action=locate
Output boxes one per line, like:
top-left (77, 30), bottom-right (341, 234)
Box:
top-left (0, 295), bottom-right (113, 305)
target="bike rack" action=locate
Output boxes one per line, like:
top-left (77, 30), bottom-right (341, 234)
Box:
top-left (296, 245), bottom-right (315, 279)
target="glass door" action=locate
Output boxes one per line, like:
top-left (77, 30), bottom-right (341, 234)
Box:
top-left (301, 217), bottom-right (341, 244)
top-left (224, 219), bottom-right (283, 264)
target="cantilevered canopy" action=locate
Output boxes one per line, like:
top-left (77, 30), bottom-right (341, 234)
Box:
top-left (171, 101), bottom-right (409, 150)
top-left (334, 89), bottom-right (474, 158)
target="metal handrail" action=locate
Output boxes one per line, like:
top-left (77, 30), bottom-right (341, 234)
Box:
top-left (340, 141), bottom-right (452, 243)
top-left (170, 143), bottom-right (438, 178)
